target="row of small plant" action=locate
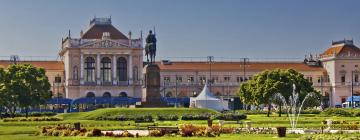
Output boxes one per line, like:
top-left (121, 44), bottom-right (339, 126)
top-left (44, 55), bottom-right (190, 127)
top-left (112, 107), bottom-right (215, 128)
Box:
top-left (1, 112), bottom-right (57, 118)
top-left (96, 115), bottom-right (154, 122)
top-left (300, 134), bottom-right (360, 140)
top-left (37, 124), bottom-right (137, 137)
top-left (320, 108), bottom-right (360, 117)
top-left (96, 113), bottom-right (247, 121)
top-left (3, 117), bottom-right (62, 122)
top-left (236, 108), bottom-right (322, 115)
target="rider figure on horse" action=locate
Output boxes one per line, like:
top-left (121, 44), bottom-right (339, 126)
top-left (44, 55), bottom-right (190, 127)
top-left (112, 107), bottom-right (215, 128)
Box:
top-left (145, 30), bottom-right (157, 64)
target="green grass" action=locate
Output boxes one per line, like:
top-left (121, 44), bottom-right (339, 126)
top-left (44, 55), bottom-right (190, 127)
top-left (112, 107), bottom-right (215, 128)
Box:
top-left (2, 108), bottom-right (360, 140)
top-left (57, 108), bottom-right (219, 120)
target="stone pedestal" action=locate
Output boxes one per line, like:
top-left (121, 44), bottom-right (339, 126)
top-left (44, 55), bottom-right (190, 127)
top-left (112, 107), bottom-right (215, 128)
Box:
top-left (141, 64), bottom-right (167, 107)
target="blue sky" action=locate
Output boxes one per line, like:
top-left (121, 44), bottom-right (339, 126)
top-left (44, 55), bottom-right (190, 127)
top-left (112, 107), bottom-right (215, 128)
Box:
top-left (0, 0), bottom-right (360, 61)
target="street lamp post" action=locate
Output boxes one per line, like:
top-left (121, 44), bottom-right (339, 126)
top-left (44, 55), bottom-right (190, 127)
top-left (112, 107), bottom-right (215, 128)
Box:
top-left (54, 74), bottom-right (61, 112)
top-left (240, 58), bottom-right (249, 109)
top-left (351, 71), bottom-right (354, 108)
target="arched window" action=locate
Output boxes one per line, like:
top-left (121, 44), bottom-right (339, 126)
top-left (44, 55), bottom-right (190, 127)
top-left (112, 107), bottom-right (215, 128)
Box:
top-left (103, 92), bottom-right (111, 98)
top-left (73, 66), bottom-right (78, 80)
top-left (119, 92), bottom-right (128, 97)
top-left (215, 92), bottom-right (221, 96)
top-left (84, 57), bottom-right (95, 82)
top-left (86, 92), bottom-right (95, 98)
top-left (166, 92), bottom-right (172, 97)
top-left (133, 66), bottom-right (138, 81)
top-left (117, 57), bottom-right (127, 81)
top-left (101, 57), bottom-right (112, 82)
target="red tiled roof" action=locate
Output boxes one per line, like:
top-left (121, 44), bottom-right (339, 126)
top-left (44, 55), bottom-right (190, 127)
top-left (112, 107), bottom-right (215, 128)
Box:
top-left (157, 62), bottom-right (325, 72)
top-left (81, 24), bottom-right (128, 40)
top-left (321, 44), bottom-right (360, 57)
top-left (0, 61), bottom-right (64, 71)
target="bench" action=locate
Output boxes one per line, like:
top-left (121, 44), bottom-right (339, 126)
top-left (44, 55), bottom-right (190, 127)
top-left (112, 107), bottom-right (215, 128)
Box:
top-left (147, 126), bottom-right (179, 133)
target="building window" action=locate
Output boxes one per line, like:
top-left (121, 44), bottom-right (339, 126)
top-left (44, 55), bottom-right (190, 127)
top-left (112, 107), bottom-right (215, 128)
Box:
top-left (341, 75), bottom-right (346, 83)
top-left (73, 66), bottom-right (78, 80)
top-left (166, 92), bottom-right (172, 97)
top-left (317, 77), bottom-right (321, 83)
top-left (341, 65), bottom-right (345, 67)
top-left (307, 76), bottom-right (312, 82)
top-left (119, 92), bottom-right (128, 97)
top-left (188, 76), bottom-right (194, 82)
top-left (355, 74), bottom-right (359, 83)
top-left (86, 92), bottom-right (95, 98)
top-left (212, 76), bottom-right (218, 83)
top-left (164, 76), bottom-right (170, 82)
top-left (176, 76), bottom-right (182, 83)
top-left (84, 57), bottom-right (95, 82)
top-left (117, 57), bottom-right (127, 81)
top-left (356, 65), bottom-right (358, 68)
top-left (199, 76), bottom-right (206, 83)
top-left (101, 57), bottom-right (112, 82)
top-left (224, 76), bottom-right (230, 82)
top-left (103, 92), bottom-right (111, 98)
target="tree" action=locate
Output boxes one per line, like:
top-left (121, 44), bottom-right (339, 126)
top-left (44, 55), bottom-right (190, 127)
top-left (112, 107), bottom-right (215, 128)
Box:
top-left (237, 69), bottom-right (320, 117)
top-left (0, 64), bottom-right (52, 117)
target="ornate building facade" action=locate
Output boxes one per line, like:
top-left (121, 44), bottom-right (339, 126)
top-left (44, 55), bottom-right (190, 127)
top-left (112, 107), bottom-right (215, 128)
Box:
top-left (0, 18), bottom-right (359, 108)
top-left (58, 17), bottom-right (143, 99)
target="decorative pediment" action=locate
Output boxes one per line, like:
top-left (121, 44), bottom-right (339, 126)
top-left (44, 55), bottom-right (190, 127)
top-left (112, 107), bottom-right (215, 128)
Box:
top-left (82, 40), bottom-right (128, 48)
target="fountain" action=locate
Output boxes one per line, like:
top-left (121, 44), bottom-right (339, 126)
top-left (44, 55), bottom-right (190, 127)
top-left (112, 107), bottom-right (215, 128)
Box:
top-left (274, 84), bottom-right (315, 133)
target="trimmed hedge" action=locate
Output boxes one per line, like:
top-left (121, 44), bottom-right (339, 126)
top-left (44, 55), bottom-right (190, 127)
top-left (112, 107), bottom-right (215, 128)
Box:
top-left (181, 114), bottom-right (211, 120)
top-left (320, 108), bottom-right (353, 117)
top-left (157, 114), bottom-right (179, 121)
top-left (215, 113), bottom-right (247, 121)
top-left (3, 117), bottom-right (63, 122)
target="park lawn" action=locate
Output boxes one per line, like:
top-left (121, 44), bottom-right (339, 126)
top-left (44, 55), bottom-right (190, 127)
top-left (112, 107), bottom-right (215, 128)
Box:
top-left (2, 108), bottom-right (360, 139)
top-left (56, 108), bottom-right (219, 120)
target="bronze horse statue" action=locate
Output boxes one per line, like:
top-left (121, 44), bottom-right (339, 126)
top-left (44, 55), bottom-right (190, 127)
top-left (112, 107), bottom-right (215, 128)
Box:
top-left (145, 30), bottom-right (157, 64)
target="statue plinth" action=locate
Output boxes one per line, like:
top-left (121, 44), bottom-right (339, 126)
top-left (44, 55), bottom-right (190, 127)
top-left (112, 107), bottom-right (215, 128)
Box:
top-left (141, 63), bottom-right (168, 107)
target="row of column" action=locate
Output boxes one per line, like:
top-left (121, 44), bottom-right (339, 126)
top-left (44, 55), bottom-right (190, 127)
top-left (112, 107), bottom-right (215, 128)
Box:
top-left (79, 53), bottom-right (133, 85)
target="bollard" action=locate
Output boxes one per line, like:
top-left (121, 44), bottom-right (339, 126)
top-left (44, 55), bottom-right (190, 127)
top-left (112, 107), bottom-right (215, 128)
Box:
top-left (74, 122), bottom-right (81, 130)
top-left (207, 119), bottom-right (213, 127)
top-left (276, 127), bottom-right (286, 137)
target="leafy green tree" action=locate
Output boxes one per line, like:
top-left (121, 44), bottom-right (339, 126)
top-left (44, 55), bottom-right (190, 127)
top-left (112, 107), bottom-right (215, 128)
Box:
top-left (237, 69), bottom-right (320, 117)
top-left (0, 64), bottom-right (52, 117)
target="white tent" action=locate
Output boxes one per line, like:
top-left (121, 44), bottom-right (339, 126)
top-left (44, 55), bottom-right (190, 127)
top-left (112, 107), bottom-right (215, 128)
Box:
top-left (190, 84), bottom-right (229, 111)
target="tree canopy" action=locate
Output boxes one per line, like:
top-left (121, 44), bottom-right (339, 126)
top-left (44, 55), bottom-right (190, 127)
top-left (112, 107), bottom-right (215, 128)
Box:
top-left (237, 69), bottom-right (321, 117)
top-left (0, 64), bottom-right (52, 117)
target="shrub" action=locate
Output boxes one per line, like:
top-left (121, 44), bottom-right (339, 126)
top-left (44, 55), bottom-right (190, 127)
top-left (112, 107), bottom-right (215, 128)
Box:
top-left (52, 130), bottom-right (61, 136)
top-left (118, 115), bottom-right (131, 121)
top-left (180, 124), bottom-right (206, 137)
top-left (149, 129), bottom-right (166, 137)
top-left (105, 131), bottom-right (114, 137)
top-left (300, 108), bottom-right (321, 114)
top-left (215, 113), bottom-right (247, 121)
top-left (91, 128), bottom-right (103, 136)
top-left (321, 108), bottom-right (353, 117)
top-left (61, 129), bottom-right (72, 137)
top-left (237, 110), bottom-right (268, 115)
top-left (70, 130), bottom-right (80, 136)
top-left (181, 114), bottom-right (211, 120)
top-left (221, 127), bottom-right (235, 134)
top-left (157, 115), bottom-right (179, 121)
top-left (134, 115), bottom-right (153, 122)
top-left (119, 130), bottom-right (134, 137)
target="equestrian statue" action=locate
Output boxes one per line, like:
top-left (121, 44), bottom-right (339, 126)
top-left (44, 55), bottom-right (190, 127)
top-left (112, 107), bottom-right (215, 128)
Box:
top-left (145, 30), bottom-right (157, 64)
